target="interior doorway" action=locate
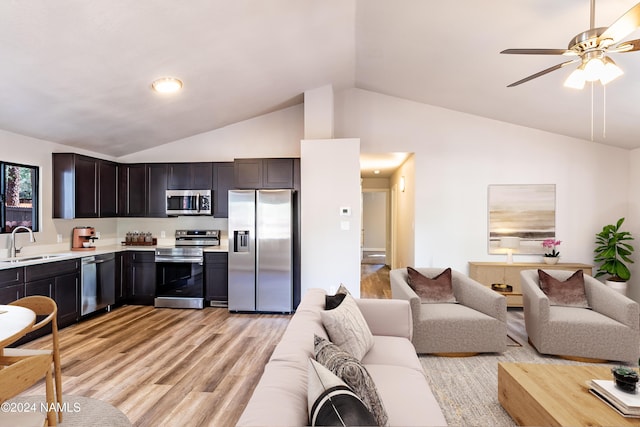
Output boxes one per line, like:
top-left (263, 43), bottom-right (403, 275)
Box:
top-left (361, 189), bottom-right (388, 266)
top-left (359, 152), bottom-right (413, 298)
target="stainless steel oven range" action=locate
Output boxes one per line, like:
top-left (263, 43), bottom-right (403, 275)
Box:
top-left (154, 229), bottom-right (220, 309)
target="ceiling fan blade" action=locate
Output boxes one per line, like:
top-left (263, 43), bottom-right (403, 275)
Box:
top-left (598, 2), bottom-right (640, 45)
top-left (501, 48), bottom-right (571, 55)
top-left (506, 59), bottom-right (579, 87)
top-left (611, 38), bottom-right (640, 52)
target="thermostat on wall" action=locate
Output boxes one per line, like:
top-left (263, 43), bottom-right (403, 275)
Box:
top-left (340, 207), bottom-right (351, 216)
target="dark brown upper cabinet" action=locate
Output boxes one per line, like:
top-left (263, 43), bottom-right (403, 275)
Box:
top-left (213, 162), bottom-right (234, 218)
top-left (119, 163), bottom-right (167, 218)
top-left (146, 163), bottom-right (168, 217)
top-left (167, 162), bottom-right (213, 190)
top-left (53, 153), bottom-right (119, 219)
top-left (234, 158), bottom-right (295, 189)
top-left (119, 163), bottom-right (146, 217)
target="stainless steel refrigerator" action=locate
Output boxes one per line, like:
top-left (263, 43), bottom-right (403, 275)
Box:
top-left (228, 189), bottom-right (294, 312)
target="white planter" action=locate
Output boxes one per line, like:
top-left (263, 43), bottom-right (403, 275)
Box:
top-left (605, 279), bottom-right (628, 296)
top-left (543, 257), bottom-right (559, 265)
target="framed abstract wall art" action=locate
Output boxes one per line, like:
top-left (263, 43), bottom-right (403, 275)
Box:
top-left (487, 184), bottom-right (556, 255)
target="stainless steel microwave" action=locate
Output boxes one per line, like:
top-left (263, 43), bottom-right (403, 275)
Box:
top-left (166, 190), bottom-right (212, 215)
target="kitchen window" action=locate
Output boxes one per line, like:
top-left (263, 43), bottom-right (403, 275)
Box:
top-left (1, 162), bottom-right (39, 233)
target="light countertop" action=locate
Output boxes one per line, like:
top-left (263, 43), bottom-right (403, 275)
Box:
top-left (0, 241), bottom-right (228, 270)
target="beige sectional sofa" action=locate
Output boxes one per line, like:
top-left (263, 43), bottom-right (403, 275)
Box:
top-left (236, 288), bottom-right (447, 426)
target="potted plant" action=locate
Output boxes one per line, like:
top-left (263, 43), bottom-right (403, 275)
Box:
top-left (594, 217), bottom-right (635, 294)
top-left (542, 239), bottom-right (561, 264)
top-left (612, 366), bottom-right (639, 393)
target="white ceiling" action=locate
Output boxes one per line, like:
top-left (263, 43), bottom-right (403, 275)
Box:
top-left (2, 0), bottom-right (640, 158)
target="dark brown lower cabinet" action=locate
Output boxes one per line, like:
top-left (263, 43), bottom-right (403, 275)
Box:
top-left (205, 252), bottom-right (228, 306)
top-left (127, 251), bottom-right (156, 305)
top-left (0, 268), bottom-right (24, 303)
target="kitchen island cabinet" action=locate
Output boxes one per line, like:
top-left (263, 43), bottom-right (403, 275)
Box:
top-left (126, 251), bottom-right (156, 305)
top-left (205, 252), bottom-right (228, 307)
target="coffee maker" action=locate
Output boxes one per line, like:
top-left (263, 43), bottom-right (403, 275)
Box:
top-left (72, 226), bottom-right (97, 251)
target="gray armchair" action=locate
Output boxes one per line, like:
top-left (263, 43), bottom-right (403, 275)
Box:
top-left (520, 269), bottom-right (640, 364)
top-left (390, 268), bottom-right (507, 355)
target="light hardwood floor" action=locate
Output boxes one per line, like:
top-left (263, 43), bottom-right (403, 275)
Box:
top-left (18, 306), bottom-right (290, 427)
top-left (15, 264), bottom-right (391, 426)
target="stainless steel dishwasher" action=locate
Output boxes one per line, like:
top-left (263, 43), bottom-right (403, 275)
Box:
top-left (81, 253), bottom-right (116, 316)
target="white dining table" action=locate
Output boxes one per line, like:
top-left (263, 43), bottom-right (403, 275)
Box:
top-left (0, 304), bottom-right (36, 351)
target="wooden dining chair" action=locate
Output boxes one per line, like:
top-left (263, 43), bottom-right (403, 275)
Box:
top-left (3, 296), bottom-right (62, 423)
top-left (0, 353), bottom-right (56, 426)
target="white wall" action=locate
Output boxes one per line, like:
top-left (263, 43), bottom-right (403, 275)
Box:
top-left (627, 149), bottom-right (640, 301)
top-left (301, 138), bottom-right (361, 296)
top-left (118, 104), bottom-right (304, 163)
top-left (336, 88), bottom-right (630, 276)
top-left (390, 154), bottom-right (415, 269)
top-left (0, 129), bottom-right (120, 254)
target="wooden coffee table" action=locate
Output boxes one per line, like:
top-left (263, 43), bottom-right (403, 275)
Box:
top-left (498, 362), bottom-right (640, 426)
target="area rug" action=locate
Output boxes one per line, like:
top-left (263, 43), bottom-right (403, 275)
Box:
top-left (419, 316), bottom-right (621, 427)
top-left (5, 395), bottom-right (131, 427)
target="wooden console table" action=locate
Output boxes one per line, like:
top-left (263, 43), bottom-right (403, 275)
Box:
top-left (468, 262), bottom-right (593, 307)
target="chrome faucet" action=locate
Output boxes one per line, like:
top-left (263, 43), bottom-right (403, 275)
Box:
top-left (10, 226), bottom-right (35, 258)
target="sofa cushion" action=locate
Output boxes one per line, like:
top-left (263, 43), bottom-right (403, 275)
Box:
top-left (307, 358), bottom-right (377, 426)
top-left (366, 364), bottom-right (448, 427)
top-left (361, 336), bottom-right (424, 373)
top-left (320, 293), bottom-right (374, 360)
top-left (538, 269), bottom-right (590, 308)
top-left (407, 267), bottom-right (456, 303)
top-left (314, 335), bottom-right (388, 426)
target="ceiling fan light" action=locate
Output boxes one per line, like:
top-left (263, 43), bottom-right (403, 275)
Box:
top-left (600, 57), bottom-right (624, 85)
top-left (583, 57), bottom-right (605, 81)
top-left (564, 67), bottom-right (586, 90)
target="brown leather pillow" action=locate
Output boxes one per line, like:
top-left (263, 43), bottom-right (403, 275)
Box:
top-left (406, 267), bottom-right (457, 303)
top-left (538, 269), bottom-right (590, 308)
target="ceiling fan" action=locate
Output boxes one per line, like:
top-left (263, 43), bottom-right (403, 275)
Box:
top-left (501, 0), bottom-right (640, 88)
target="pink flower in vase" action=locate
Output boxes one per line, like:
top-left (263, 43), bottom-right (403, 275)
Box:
top-left (542, 239), bottom-right (561, 257)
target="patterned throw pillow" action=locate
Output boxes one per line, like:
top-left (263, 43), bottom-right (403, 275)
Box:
top-left (538, 269), bottom-right (590, 308)
top-left (320, 293), bottom-right (374, 360)
top-left (406, 267), bottom-right (457, 303)
top-left (314, 335), bottom-right (389, 426)
top-left (325, 284), bottom-right (350, 310)
top-left (307, 358), bottom-right (377, 426)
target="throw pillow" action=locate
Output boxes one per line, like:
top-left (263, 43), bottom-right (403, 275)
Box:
top-left (314, 335), bottom-right (388, 426)
top-left (325, 284), bottom-right (350, 310)
top-left (320, 293), bottom-right (374, 360)
top-left (307, 358), bottom-right (377, 426)
top-left (538, 269), bottom-right (590, 308)
top-left (406, 267), bottom-right (457, 303)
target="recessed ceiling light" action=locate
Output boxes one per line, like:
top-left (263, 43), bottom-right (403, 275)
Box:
top-left (151, 77), bottom-right (183, 94)
top-left (374, 170), bottom-right (380, 175)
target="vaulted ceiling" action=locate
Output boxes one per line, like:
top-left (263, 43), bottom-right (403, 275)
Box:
top-left (2, 0), bottom-right (640, 157)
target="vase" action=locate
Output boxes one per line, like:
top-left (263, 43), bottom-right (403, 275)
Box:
top-left (543, 257), bottom-right (559, 265)
top-left (605, 279), bottom-right (628, 296)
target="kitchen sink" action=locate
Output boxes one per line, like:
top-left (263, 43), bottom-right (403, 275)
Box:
top-left (0, 253), bottom-right (73, 264)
